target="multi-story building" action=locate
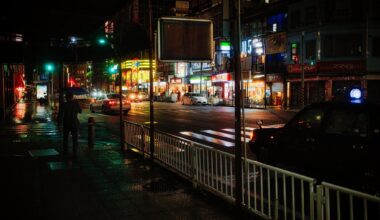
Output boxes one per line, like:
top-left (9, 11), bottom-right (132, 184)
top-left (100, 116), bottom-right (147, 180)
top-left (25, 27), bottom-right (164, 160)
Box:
top-left (0, 33), bottom-right (25, 118)
top-left (242, 0), bottom-right (288, 107)
top-left (286, 0), bottom-right (380, 107)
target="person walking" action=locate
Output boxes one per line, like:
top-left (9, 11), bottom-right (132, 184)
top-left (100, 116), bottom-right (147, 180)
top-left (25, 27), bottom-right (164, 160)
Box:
top-left (57, 91), bottom-right (82, 159)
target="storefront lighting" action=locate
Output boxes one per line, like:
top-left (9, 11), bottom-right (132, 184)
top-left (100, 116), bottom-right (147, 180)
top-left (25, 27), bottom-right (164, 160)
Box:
top-left (255, 48), bottom-right (263, 55)
top-left (253, 74), bottom-right (265, 79)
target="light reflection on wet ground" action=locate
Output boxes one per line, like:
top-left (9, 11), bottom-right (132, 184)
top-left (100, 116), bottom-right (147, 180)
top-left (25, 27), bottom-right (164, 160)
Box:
top-left (1, 101), bottom-right (58, 140)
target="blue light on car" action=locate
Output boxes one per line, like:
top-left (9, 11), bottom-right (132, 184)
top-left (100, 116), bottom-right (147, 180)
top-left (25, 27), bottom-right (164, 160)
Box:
top-left (350, 88), bottom-right (361, 99)
top-left (349, 88), bottom-right (363, 104)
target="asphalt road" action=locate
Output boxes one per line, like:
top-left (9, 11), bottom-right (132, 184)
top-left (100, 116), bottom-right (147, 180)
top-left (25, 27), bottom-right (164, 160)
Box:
top-left (81, 101), bottom-right (297, 154)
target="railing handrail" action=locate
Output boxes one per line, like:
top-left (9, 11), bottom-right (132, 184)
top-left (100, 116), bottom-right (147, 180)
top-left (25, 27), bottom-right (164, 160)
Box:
top-left (246, 158), bottom-right (316, 182)
top-left (322, 181), bottom-right (380, 202)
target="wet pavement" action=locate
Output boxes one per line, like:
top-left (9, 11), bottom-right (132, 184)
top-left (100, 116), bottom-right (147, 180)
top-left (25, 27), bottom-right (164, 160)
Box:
top-left (0, 100), bottom-right (254, 219)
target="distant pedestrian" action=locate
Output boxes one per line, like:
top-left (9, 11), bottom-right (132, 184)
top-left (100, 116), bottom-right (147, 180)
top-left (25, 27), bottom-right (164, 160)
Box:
top-left (177, 91), bottom-right (181, 102)
top-left (57, 91), bottom-right (82, 159)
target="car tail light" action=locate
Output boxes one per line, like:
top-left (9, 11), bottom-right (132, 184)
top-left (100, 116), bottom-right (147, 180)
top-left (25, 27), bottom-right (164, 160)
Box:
top-left (250, 130), bottom-right (257, 142)
top-left (106, 100), bottom-right (116, 106)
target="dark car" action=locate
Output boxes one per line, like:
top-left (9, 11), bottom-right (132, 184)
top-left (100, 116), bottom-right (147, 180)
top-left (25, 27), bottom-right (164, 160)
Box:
top-left (249, 101), bottom-right (380, 194)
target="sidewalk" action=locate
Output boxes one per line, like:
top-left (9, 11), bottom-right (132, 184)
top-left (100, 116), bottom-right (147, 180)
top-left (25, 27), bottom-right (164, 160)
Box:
top-left (0, 101), bottom-right (249, 219)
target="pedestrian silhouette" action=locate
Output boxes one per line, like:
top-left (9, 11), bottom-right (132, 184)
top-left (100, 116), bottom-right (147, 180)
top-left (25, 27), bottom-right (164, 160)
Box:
top-left (57, 91), bottom-right (82, 159)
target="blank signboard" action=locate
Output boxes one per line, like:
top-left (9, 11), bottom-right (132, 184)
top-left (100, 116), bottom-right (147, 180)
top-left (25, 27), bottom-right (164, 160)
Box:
top-left (158, 17), bottom-right (213, 62)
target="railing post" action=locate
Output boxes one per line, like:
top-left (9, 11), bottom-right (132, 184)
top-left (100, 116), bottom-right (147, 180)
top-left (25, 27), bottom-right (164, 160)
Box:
top-left (316, 185), bottom-right (324, 220)
top-left (88, 117), bottom-right (95, 149)
top-left (141, 125), bottom-right (145, 158)
top-left (123, 121), bottom-right (128, 151)
top-left (190, 143), bottom-right (198, 189)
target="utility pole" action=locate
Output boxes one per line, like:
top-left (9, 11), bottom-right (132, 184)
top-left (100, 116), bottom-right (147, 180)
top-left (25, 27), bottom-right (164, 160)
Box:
top-left (199, 62), bottom-right (203, 94)
top-left (148, 0), bottom-right (155, 160)
top-left (229, 0), bottom-right (243, 211)
top-left (300, 31), bottom-right (305, 108)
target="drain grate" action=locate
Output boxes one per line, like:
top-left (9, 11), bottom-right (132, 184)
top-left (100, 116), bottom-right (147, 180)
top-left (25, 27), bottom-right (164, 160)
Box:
top-left (143, 178), bottom-right (178, 193)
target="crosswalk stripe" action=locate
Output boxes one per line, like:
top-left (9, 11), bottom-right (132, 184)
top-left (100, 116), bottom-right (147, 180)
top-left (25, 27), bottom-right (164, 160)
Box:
top-left (201, 130), bottom-right (250, 142)
top-left (180, 131), bottom-right (235, 147)
top-left (222, 128), bottom-right (255, 134)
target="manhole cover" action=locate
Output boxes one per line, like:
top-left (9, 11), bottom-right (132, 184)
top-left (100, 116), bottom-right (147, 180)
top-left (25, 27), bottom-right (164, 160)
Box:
top-left (143, 178), bottom-right (178, 193)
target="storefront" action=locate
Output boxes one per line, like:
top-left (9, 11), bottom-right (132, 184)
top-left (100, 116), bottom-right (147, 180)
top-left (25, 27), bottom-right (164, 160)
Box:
top-left (211, 73), bottom-right (233, 99)
top-left (243, 78), bottom-right (265, 106)
top-left (168, 76), bottom-right (186, 95)
top-left (189, 75), bottom-right (211, 95)
top-left (266, 74), bottom-right (284, 106)
top-left (121, 59), bottom-right (157, 92)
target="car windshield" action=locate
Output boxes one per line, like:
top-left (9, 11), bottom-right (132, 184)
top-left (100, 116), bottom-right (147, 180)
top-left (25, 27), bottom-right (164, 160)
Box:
top-left (190, 93), bottom-right (201, 97)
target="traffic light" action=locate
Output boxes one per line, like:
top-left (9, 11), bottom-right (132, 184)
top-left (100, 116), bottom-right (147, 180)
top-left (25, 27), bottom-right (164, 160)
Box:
top-left (98, 37), bottom-right (107, 45)
top-left (108, 64), bottom-right (118, 74)
top-left (44, 63), bottom-right (54, 72)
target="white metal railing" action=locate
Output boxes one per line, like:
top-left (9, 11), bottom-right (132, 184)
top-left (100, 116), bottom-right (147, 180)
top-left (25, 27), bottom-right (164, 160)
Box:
top-left (243, 159), bottom-right (316, 220)
top-left (316, 182), bottom-right (380, 220)
top-left (123, 121), bottom-right (380, 220)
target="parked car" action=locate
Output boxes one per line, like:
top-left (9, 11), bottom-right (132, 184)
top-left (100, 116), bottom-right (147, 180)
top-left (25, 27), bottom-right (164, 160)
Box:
top-left (89, 93), bottom-right (131, 115)
top-left (182, 92), bottom-right (208, 105)
top-left (249, 101), bottom-right (380, 194)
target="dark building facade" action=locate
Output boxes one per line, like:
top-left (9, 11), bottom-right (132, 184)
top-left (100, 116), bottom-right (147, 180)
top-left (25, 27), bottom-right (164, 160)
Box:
top-left (286, 0), bottom-right (380, 107)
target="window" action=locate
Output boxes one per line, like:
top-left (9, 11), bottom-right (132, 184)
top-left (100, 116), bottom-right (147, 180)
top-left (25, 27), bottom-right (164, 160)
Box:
top-left (324, 34), bottom-right (363, 57)
top-left (288, 108), bottom-right (325, 132)
top-left (324, 108), bottom-right (368, 137)
top-left (305, 6), bottom-right (317, 25)
top-left (290, 10), bottom-right (301, 28)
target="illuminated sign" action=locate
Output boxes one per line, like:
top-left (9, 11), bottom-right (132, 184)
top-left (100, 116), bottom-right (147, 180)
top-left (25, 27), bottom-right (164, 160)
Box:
top-left (220, 41), bottom-right (231, 51)
top-left (121, 60), bottom-right (156, 69)
top-left (241, 39), bottom-right (253, 56)
top-left (211, 73), bottom-right (231, 82)
top-left (189, 76), bottom-right (211, 84)
top-left (191, 62), bottom-right (212, 71)
top-left (175, 62), bottom-right (187, 77)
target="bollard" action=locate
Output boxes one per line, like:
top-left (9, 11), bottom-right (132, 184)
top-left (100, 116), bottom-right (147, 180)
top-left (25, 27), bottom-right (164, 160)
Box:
top-left (88, 117), bottom-right (95, 149)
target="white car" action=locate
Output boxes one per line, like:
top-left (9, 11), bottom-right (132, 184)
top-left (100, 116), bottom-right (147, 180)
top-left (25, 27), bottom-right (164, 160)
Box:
top-left (90, 93), bottom-right (131, 115)
top-left (182, 93), bottom-right (208, 105)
